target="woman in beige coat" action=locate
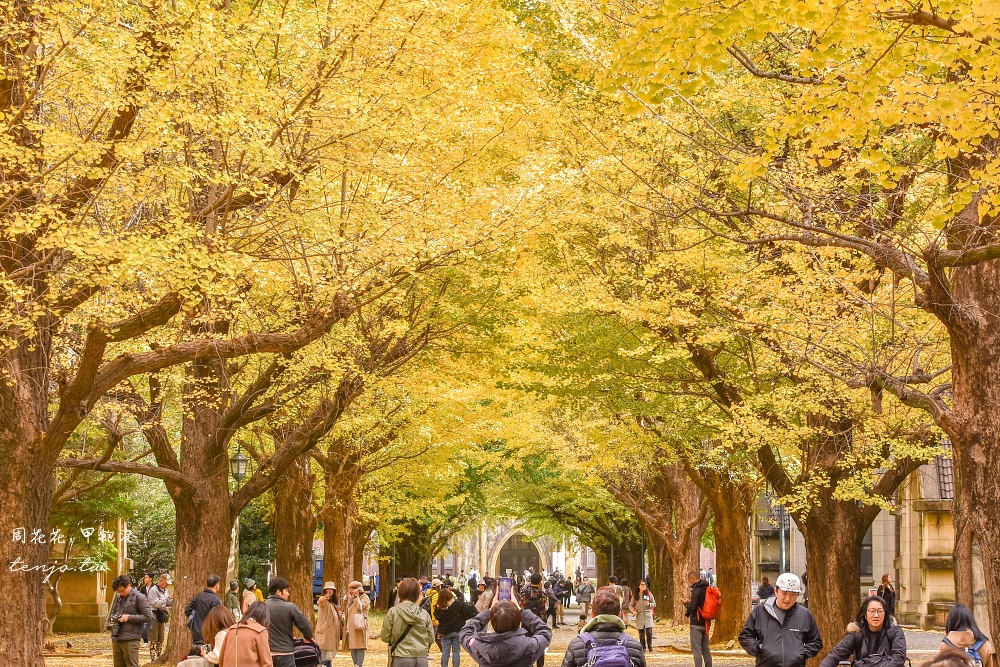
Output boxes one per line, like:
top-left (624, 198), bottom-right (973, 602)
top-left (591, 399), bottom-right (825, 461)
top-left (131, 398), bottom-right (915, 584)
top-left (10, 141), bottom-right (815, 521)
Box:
top-left (342, 580), bottom-right (371, 667)
top-left (315, 582), bottom-right (342, 667)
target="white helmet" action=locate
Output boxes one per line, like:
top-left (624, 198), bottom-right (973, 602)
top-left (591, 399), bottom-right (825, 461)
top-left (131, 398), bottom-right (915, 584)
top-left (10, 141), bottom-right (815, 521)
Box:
top-left (775, 573), bottom-right (802, 593)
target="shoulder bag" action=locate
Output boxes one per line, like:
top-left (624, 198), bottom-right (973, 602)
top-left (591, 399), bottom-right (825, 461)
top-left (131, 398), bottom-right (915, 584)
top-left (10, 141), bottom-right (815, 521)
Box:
top-left (387, 621), bottom-right (415, 667)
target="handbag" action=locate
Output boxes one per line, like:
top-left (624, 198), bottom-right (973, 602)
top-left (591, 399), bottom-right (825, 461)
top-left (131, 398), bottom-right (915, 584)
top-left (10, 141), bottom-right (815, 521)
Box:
top-left (387, 622), bottom-right (415, 667)
top-left (177, 659), bottom-right (210, 667)
top-left (353, 613), bottom-right (366, 627)
top-left (153, 608), bottom-right (170, 623)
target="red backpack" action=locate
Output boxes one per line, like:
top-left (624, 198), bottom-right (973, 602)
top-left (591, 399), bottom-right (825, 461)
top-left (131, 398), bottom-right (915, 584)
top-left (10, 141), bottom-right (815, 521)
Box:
top-left (700, 585), bottom-right (722, 621)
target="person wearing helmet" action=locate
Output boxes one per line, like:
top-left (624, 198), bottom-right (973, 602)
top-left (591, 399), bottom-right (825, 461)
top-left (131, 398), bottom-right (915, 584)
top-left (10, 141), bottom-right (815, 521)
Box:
top-left (739, 573), bottom-right (822, 667)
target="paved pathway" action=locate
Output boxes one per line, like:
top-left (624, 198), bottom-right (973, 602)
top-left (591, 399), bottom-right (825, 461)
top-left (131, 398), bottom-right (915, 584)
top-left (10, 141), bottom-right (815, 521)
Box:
top-left (43, 604), bottom-right (947, 667)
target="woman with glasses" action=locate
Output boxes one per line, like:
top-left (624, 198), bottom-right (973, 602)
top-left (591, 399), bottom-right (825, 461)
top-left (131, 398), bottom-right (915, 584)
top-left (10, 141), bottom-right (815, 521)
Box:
top-left (819, 595), bottom-right (907, 667)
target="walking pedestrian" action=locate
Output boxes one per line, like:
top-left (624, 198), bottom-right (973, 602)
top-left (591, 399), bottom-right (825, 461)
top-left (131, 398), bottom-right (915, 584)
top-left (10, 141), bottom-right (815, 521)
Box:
top-left (316, 582), bottom-right (342, 667)
top-left (243, 579), bottom-right (259, 614)
top-left (877, 575), bottom-right (897, 621)
top-left (218, 601), bottom-right (274, 667)
top-left (343, 580), bottom-right (371, 667)
top-left (265, 577), bottom-right (315, 667)
top-left (631, 581), bottom-right (656, 653)
top-left (942, 604), bottom-right (995, 667)
top-left (476, 578), bottom-right (496, 612)
top-left (138, 573), bottom-right (153, 646)
top-left (147, 573), bottom-right (174, 662)
top-left (620, 579), bottom-right (633, 624)
top-left (185, 574), bottom-right (223, 656)
top-left (576, 578), bottom-right (595, 618)
top-left (562, 586), bottom-right (645, 667)
top-left (381, 578), bottom-right (435, 667)
top-left (543, 582), bottom-right (559, 630)
top-left (684, 571), bottom-right (713, 667)
top-left (819, 595), bottom-right (906, 667)
top-left (225, 580), bottom-right (241, 620)
top-left (739, 572), bottom-right (822, 667)
top-left (460, 602), bottom-right (552, 667)
top-left (435, 587), bottom-right (477, 667)
top-left (108, 574), bottom-right (153, 667)
top-left (199, 605), bottom-right (238, 664)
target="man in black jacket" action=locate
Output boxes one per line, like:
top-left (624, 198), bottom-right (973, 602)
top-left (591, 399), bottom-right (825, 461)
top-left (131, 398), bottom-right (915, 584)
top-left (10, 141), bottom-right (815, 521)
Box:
top-left (562, 587), bottom-right (645, 667)
top-left (684, 572), bottom-right (711, 667)
top-left (739, 573), bottom-right (823, 667)
top-left (183, 574), bottom-right (222, 655)
top-left (109, 574), bottom-right (153, 667)
top-left (265, 576), bottom-right (315, 667)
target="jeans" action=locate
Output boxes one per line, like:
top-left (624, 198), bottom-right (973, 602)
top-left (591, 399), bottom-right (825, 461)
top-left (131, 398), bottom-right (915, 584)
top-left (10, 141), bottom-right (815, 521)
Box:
top-left (352, 648), bottom-right (367, 667)
top-left (690, 624), bottom-right (712, 667)
top-left (441, 632), bottom-right (461, 667)
top-left (112, 639), bottom-right (140, 667)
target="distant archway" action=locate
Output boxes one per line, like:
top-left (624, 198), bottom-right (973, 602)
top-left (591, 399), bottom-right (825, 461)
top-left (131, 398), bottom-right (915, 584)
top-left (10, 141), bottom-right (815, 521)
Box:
top-left (489, 528), bottom-right (547, 577)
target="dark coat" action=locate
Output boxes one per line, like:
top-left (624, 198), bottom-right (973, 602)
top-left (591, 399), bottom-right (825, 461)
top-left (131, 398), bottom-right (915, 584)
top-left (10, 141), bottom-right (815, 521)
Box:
top-left (561, 618), bottom-right (646, 667)
top-left (819, 625), bottom-right (906, 667)
top-left (184, 589), bottom-right (222, 645)
top-left (460, 609), bottom-right (551, 667)
top-left (435, 599), bottom-right (477, 636)
top-left (739, 599), bottom-right (823, 667)
top-left (110, 588), bottom-right (153, 643)
top-left (264, 596), bottom-right (313, 654)
top-left (685, 580), bottom-right (709, 626)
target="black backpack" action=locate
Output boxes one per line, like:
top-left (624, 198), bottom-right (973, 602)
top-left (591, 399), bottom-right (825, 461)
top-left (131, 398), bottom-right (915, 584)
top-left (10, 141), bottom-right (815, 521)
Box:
top-left (420, 595), bottom-right (433, 614)
top-left (523, 586), bottom-right (547, 615)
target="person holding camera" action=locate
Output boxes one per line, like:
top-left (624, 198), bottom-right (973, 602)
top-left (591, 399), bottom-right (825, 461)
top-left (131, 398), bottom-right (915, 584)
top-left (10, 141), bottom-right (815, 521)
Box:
top-left (147, 573), bottom-right (174, 661)
top-left (109, 574), bottom-right (153, 667)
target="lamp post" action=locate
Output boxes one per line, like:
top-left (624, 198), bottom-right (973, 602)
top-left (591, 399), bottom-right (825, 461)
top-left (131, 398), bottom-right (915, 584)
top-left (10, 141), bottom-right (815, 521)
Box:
top-left (230, 449), bottom-right (248, 489)
top-left (229, 446), bottom-right (248, 587)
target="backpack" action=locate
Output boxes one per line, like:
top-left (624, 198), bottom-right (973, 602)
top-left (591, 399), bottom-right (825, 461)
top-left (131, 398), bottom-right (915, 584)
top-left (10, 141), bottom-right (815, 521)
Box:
top-left (293, 638), bottom-right (322, 667)
top-left (945, 638), bottom-right (987, 667)
top-left (579, 632), bottom-right (632, 667)
top-left (419, 596), bottom-right (432, 614)
top-left (700, 585), bottom-right (722, 621)
top-left (523, 586), bottom-right (547, 615)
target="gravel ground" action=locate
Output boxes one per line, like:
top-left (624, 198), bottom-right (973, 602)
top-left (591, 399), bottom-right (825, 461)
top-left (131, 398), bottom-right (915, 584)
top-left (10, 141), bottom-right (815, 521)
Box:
top-left (43, 604), bottom-right (948, 667)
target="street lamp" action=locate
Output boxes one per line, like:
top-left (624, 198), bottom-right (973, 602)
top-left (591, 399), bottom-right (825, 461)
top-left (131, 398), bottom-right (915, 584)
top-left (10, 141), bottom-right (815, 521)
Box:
top-left (230, 449), bottom-right (248, 488)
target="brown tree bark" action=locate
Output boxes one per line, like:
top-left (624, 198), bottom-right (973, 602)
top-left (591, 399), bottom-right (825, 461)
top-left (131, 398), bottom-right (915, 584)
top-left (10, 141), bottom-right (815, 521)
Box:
top-left (687, 471), bottom-right (755, 643)
top-left (645, 532), bottom-right (674, 620)
top-left (273, 454), bottom-right (317, 626)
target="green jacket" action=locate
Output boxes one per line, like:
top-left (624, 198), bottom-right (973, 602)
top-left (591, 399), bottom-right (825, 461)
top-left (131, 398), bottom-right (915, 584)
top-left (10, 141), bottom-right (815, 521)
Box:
top-left (381, 601), bottom-right (435, 658)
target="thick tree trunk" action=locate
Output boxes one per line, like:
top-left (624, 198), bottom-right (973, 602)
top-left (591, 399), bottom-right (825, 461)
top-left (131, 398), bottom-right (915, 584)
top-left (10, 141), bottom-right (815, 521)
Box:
top-left (0, 348), bottom-right (55, 667)
top-left (945, 258), bottom-right (1000, 636)
top-left (162, 482), bottom-right (234, 662)
top-left (708, 481), bottom-right (753, 643)
top-left (796, 502), bottom-right (868, 665)
top-left (320, 471), bottom-right (365, 592)
top-left (274, 454), bottom-right (317, 625)
top-left (646, 533), bottom-right (674, 620)
top-left (161, 357), bottom-right (236, 664)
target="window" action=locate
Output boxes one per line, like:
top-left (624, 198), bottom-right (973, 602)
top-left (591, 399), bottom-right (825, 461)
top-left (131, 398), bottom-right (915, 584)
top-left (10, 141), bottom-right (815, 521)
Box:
top-left (861, 526), bottom-right (873, 578)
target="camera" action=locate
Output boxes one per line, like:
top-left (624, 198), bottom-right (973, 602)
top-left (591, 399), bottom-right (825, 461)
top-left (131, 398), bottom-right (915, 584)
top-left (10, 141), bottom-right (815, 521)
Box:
top-left (109, 615), bottom-right (122, 638)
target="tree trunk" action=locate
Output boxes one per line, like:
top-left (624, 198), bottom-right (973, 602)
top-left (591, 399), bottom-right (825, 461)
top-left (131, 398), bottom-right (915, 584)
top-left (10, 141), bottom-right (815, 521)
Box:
top-left (646, 533), bottom-right (674, 620)
top-left (274, 454), bottom-right (317, 626)
top-left (161, 357), bottom-right (236, 664)
top-left (945, 257), bottom-right (1000, 636)
top-left (795, 501), bottom-right (869, 665)
top-left (0, 346), bottom-right (55, 667)
top-left (707, 480), bottom-right (754, 643)
top-left (320, 469), bottom-right (364, 592)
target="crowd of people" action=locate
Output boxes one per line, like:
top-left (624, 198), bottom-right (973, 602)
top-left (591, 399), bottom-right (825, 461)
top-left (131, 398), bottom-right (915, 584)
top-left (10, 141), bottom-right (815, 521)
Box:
top-left (104, 566), bottom-right (994, 667)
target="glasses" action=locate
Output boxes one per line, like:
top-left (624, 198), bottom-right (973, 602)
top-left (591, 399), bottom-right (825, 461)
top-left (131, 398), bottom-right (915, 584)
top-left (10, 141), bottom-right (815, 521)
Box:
top-left (867, 608), bottom-right (885, 616)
